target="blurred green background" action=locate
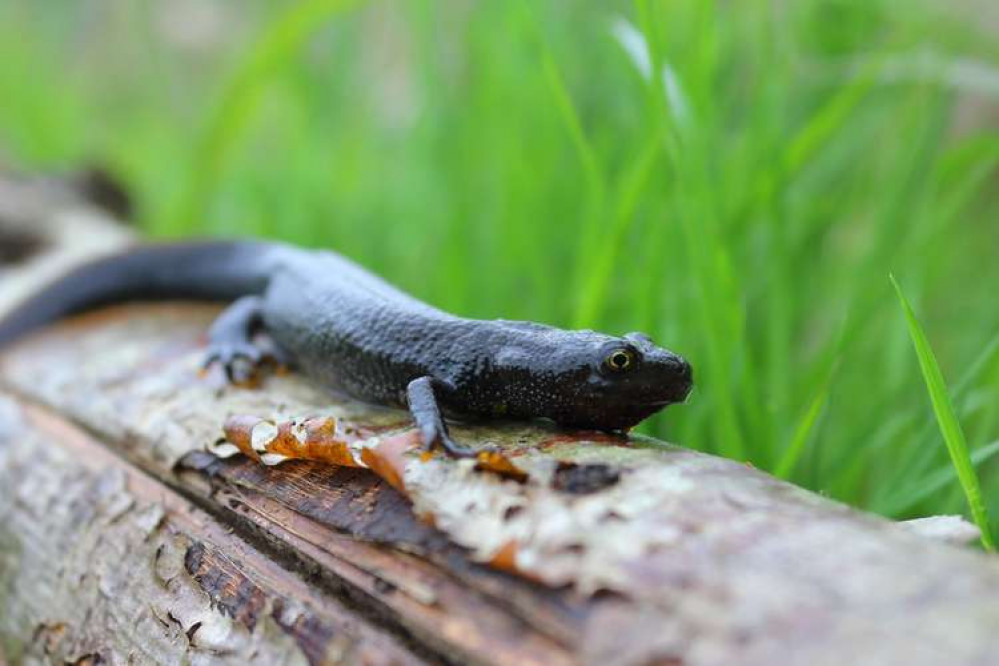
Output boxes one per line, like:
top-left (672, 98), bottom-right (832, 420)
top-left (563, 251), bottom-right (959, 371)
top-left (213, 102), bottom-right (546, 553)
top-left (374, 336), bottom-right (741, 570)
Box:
top-left (1, 0), bottom-right (998, 531)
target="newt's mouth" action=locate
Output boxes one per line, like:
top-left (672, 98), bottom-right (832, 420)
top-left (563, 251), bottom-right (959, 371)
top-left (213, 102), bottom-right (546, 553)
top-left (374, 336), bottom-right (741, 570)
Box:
top-left (643, 381), bottom-right (693, 408)
top-left (587, 397), bottom-right (686, 431)
top-left (669, 381), bottom-right (694, 404)
top-left (642, 399), bottom-right (678, 408)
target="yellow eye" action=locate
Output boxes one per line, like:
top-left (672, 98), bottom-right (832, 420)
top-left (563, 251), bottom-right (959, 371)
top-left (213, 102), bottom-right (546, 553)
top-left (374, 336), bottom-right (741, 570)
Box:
top-left (605, 349), bottom-right (634, 372)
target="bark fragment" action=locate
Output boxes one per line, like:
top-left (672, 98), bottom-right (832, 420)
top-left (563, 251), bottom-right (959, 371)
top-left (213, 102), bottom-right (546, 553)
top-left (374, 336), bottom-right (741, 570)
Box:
top-left (0, 397), bottom-right (426, 666)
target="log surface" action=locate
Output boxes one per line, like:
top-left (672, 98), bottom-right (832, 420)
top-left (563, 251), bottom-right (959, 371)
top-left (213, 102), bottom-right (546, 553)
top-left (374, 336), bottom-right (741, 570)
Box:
top-left (1, 174), bottom-right (999, 666)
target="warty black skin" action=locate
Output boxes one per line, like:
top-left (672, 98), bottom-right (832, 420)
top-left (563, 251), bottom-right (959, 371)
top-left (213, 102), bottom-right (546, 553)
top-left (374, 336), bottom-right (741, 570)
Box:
top-left (0, 240), bottom-right (693, 456)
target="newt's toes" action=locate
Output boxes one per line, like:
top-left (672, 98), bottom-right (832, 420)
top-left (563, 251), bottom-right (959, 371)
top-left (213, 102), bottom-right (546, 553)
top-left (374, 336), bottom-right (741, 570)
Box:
top-left (203, 344), bottom-right (267, 385)
top-left (439, 435), bottom-right (482, 459)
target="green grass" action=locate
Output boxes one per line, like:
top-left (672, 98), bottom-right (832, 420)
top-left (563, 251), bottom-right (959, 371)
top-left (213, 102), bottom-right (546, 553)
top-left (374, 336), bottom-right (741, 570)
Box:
top-left (1, 0), bottom-right (998, 537)
top-left (891, 274), bottom-right (995, 550)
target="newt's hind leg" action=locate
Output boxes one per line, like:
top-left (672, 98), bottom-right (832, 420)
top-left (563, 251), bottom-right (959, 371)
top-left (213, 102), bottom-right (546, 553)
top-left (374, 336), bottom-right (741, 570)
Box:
top-left (203, 296), bottom-right (287, 385)
top-left (406, 376), bottom-right (480, 459)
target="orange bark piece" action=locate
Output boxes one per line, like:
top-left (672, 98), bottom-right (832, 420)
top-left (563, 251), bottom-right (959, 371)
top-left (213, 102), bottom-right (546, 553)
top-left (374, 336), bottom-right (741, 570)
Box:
top-left (223, 414), bottom-right (268, 462)
top-left (488, 540), bottom-right (520, 573)
top-left (268, 417), bottom-right (361, 468)
top-left (474, 450), bottom-right (528, 483)
top-left (361, 431), bottom-right (422, 493)
top-left (222, 415), bottom-right (363, 467)
top-left (537, 431), bottom-right (629, 450)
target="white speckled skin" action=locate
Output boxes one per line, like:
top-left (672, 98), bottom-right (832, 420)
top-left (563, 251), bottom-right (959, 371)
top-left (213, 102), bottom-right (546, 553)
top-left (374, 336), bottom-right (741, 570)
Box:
top-left (0, 240), bottom-right (693, 444)
top-left (261, 245), bottom-right (692, 430)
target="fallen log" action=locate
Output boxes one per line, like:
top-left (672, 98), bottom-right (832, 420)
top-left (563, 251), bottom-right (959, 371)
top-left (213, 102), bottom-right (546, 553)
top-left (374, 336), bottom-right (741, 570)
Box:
top-left (1, 173), bottom-right (999, 665)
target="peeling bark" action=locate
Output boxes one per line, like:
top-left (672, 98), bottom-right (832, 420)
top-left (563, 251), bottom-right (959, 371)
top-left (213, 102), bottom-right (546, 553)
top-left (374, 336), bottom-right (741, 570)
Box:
top-left (4, 303), bottom-right (999, 666)
top-left (0, 397), bottom-right (426, 665)
top-left (2, 174), bottom-right (999, 666)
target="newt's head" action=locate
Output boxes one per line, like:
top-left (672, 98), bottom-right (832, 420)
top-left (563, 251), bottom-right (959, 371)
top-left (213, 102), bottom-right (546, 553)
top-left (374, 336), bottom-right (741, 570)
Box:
top-left (488, 327), bottom-right (693, 431)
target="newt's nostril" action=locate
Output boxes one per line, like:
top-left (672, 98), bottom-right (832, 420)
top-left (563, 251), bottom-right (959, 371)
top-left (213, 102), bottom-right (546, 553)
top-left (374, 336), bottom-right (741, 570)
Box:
top-left (667, 355), bottom-right (692, 381)
top-left (679, 360), bottom-right (692, 383)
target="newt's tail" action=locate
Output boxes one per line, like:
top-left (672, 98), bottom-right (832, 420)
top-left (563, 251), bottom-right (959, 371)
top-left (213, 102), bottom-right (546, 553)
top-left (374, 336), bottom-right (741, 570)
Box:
top-left (0, 240), bottom-right (282, 348)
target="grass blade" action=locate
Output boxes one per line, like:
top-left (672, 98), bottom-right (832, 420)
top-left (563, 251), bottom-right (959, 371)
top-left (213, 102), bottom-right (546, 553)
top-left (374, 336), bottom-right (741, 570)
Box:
top-left (775, 379), bottom-right (830, 480)
top-left (572, 136), bottom-right (661, 328)
top-left (888, 440), bottom-right (999, 516)
top-left (890, 273), bottom-right (995, 550)
top-left (520, 7), bottom-right (608, 311)
top-left (173, 0), bottom-right (363, 231)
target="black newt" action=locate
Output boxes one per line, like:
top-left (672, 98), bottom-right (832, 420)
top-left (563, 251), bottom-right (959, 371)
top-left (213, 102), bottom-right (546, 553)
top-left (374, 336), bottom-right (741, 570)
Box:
top-left (0, 241), bottom-right (693, 457)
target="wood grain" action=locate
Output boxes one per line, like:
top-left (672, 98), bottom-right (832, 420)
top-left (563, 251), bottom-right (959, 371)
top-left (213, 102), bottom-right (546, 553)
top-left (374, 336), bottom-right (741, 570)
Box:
top-left (2, 174), bottom-right (999, 665)
top-left (1, 396), bottom-right (432, 665)
top-left (3, 303), bottom-right (999, 665)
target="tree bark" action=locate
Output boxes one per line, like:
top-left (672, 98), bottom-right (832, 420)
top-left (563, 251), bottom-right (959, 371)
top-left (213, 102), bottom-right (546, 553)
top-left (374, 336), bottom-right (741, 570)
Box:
top-left (1, 172), bottom-right (999, 666)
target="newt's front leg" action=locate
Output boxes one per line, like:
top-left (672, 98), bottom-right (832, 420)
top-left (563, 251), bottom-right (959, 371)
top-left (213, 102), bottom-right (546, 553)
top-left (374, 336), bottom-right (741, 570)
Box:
top-left (204, 296), bottom-right (287, 384)
top-left (406, 376), bottom-right (479, 458)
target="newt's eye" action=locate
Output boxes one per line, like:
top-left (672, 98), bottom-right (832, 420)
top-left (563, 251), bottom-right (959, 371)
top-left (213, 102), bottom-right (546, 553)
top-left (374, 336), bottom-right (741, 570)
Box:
top-left (604, 348), bottom-right (635, 372)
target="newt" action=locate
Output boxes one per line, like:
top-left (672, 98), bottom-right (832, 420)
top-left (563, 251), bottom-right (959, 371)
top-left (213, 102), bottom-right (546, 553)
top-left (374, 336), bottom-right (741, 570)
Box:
top-left (0, 241), bottom-right (692, 457)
